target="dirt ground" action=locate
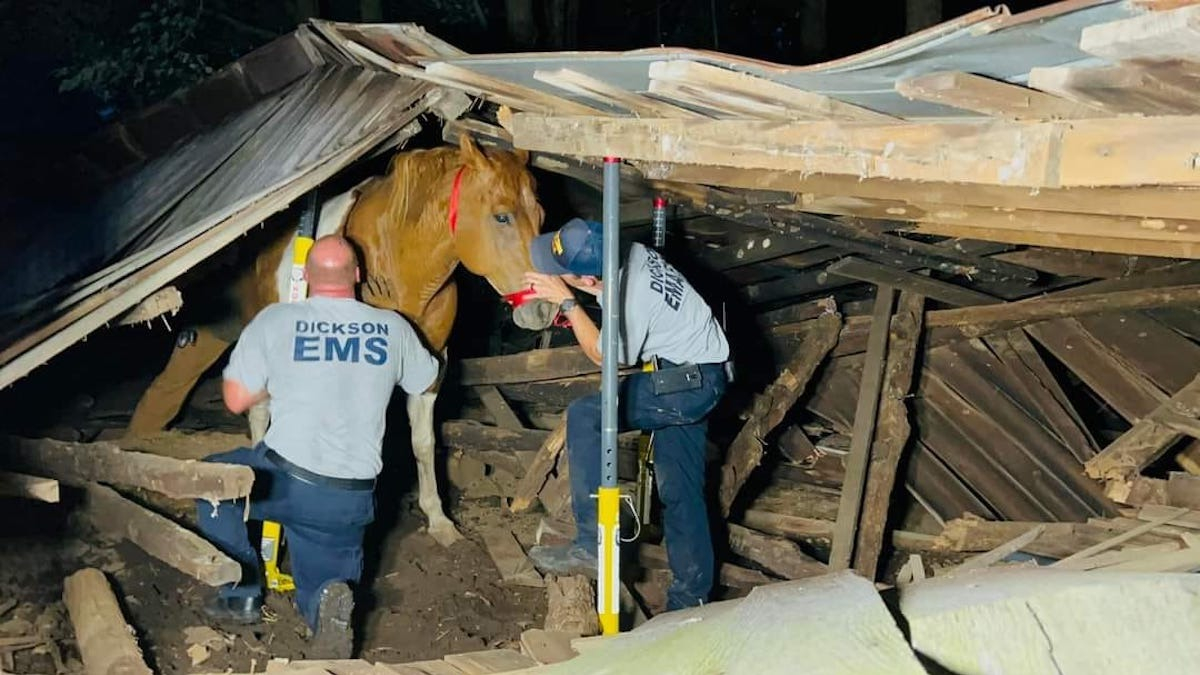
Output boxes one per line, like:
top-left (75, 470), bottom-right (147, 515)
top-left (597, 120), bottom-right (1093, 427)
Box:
top-left (0, 488), bottom-right (548, 674)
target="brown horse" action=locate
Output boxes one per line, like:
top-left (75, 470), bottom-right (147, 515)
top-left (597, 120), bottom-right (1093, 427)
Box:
top-left (125, 135), bottom-right (555, 546)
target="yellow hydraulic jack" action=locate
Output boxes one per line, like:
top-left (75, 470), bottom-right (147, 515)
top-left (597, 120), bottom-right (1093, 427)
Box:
top-left (260, 191), bottom-right (319, 594)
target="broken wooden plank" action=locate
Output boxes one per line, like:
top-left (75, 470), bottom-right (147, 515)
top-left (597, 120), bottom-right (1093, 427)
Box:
top-left (475, 386), bottom-right (524, 431)
top-left (1053, 507), bottom-right (1190, 567)
top-left (737, 510), bottom-right (833, 541)
top-left (82, 483), bottom-right (241, 585)
top-left (895, 70), bottom-right (1103, 120)
top-left (0, 471), bottom-right (59, 503)
top-left (442, 649), bottom-right (537, 674)
top-left (0, 435), bottom-right (253, 501)
top-left (717, 311), bottom-right (842, 515)
top-left (380, 660), bottom-right (465, 675)
top-left (728, 523), bottom-right (827, 580)
top-left (1080, 4), bottom-right (1200, 62)
top-left (647, 60), bottom-right (895, 122)
top-left (481, 530), bottom-right (544, 588)
top-left (533, 68), bottom-right (705, 119)
top-left (945, 525), bottom-right (1046, 575)
top-left (1166, 471), bottom-right (1200, 508)
top-left (826, 258), bottom-right (999, 307)
top-left (440, 420), bottom-right (639, 480)
top-left (1053, 541), bottom-right (1182, 571)
top-left (1098, 544), bottom-right (1200, 573)
top-left (63, 568), bottom-right (153, 675)
top-left (830, 286), bottom-right (896, 570)
top-left (459, 346), bottom-right (622, 386)
top-left (509, 421), bottom-right (566, 513)
top-left (853, 290), bottom-right (925, 580)
top-left (519, 629), bottom-right (579, 665)
top-left (1086, 374), bottom-right (1200, 483)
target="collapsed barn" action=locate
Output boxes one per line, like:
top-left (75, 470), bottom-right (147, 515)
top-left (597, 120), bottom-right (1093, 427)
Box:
top-left (7, 0), bottom-right (1200, 673)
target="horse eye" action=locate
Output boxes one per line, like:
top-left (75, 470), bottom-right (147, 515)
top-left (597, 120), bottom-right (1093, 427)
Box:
top-left (494, 213), bottom-right (514, 225)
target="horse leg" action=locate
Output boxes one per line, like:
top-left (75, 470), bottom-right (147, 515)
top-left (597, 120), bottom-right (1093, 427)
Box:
top-left (407, 388), bottom-right (462, 547)
top-left (125, 326), bottom-right (230, 437)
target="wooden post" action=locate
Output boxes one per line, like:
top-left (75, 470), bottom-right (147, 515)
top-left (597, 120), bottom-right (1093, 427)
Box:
top-left (545, 575), bottom-right (599, 636)
top-left (829, 285), bottom-right (896, 570)
top-left (718, 311), bottom-right (842, 515)
top-left (80, 483), bottom-right (241, 586)
top-left (0, 436), bottom-right (253, 501)
top-left (63, 568), bottom-right (152, 675)
top-left (853, 290), bottom-right (925, 579)
top-left (728, 524), bottom-right (827, 579)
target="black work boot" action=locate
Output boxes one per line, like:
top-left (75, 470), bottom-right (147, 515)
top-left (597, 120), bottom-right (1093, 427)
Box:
top-left (308, 581), bottom-right (353, 659)
top-left (202, 595), bottom-right (262, 625)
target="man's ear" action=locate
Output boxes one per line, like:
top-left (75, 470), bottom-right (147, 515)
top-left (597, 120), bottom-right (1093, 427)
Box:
top-left (354, 266), bottom-right (361, 283)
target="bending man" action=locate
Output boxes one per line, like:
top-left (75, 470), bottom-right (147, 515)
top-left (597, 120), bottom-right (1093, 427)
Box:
top-left (196, 235), bottom-right (439, 657)
top-left (523, 217), bottom-right (730, 610)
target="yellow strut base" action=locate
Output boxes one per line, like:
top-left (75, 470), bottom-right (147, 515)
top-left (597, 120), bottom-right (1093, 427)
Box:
top-left (597, 486), bottom-right (621, 635)
top-left (261, 520), bottom-right (295, 592)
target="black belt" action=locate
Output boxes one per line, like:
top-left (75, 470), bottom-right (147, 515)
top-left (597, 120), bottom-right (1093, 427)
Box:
top-left (264, 447), bottom-right (375, 491)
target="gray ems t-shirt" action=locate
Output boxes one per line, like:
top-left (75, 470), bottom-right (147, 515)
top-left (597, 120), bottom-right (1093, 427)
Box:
top-left (224, 296), bottom-right (439, 480)
top-left (598, 243), bottom-right (730, 367)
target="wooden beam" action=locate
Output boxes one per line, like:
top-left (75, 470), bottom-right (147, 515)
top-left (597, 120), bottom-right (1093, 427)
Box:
top-left (1028, 63), bottom-right (1200, 116)
top-left (944, 525), bottom-right (1046, 575)
top-left (509, 421), bottom-right (566, 513)
top-left (459, 346), bottom-right (623, 386)
top-left (717, 312), bottom-right (843, 515)
top-left (829, 286), bottom-right (895, 570)
top-left (826, 258), bottom-right (1000, 307)
top-left (1052, 507), bottom-right (1191, 567)
top-left (63, 568), bottom-right (152, 675)
top-left (423, 62), bottom-right (606, 116)
top-left (510, 112), bottom-right (1200, 188)
top-left (476, 386), bottom-right (524, 430)
top-left (895, 70), bottom-right (1103, 119)
top-left (532, 68), bottom-right (705, 118)
top-left (1086, 373), bottom-right (1200, 483)
top-left (727, 523), bottom-right (827, 579)
top-left (646, 60), bottom-right (895, 122)
top-left (81, 483), bottom-right (241, 586)
top-left (0, 436), bottom-right (253, 501)
top-left (900, 221), bottom-right (1200, 258)
top-left (698, 232), bottom-right (822, 271)
top-left (0, 471), bottom-right (59, 503)
top-left (852, 290), bottom-right (924, 580)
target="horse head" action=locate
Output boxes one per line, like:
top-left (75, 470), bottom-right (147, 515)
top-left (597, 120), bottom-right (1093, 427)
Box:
top-left (451, 135), bottom-right (556, 331)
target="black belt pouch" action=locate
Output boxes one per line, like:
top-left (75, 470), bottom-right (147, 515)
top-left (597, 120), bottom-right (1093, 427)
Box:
top-left (651, 363), bottom-right (704, 395)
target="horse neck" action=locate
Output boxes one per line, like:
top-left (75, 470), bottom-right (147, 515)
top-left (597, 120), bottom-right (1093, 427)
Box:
top-left (360, 154), bottom-right (462, 314)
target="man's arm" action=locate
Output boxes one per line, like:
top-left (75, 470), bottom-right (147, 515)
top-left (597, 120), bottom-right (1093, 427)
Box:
top-left (223, 378), bottom-right (268, 415)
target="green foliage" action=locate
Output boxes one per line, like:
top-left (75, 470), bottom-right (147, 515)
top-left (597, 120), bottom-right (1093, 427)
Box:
top-left (54, 0), bottom-right (214, 110)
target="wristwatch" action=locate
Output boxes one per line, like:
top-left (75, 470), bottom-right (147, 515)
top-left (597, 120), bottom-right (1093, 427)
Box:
top-left (560, 297), bottom-right (578, 312)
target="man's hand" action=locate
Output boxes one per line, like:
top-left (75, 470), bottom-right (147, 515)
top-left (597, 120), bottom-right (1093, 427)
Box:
top-left (523, 272), bottom-right (575, 304)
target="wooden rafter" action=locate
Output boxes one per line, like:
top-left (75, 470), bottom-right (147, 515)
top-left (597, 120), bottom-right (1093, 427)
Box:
top-left (896, 71), bottom-right (1103, 120)
top-left (646, 60), bottom-right (895, 122)
top-left (532, 68), bottom-right (706, 118)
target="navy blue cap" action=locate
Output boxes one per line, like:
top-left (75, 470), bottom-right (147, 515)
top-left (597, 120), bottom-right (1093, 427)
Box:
top-left (530, 217), bottom-right (604, 277)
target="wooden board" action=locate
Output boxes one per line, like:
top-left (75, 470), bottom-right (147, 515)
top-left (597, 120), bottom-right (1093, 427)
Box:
top-left (826, 258), bottom-right (999, 307)
top-left (510, 113), bottom-right (1200, 188)
top-left (476, 386), bottom-right (525, 431)
top-left (0, 471), bottom-right (59, 503)
top-left (895, 70), bottom-right (1104, 119)
top-left (481, 530), bottom-right (544, 588)
top-left (63, 568), bottom-right (152, 675)
top-left (727, 523), bottom-right (827, 579)
top-left (441, 649), bottom-right (538, 674)
top-left (830, 286), bottom-right (895, 570)
top-left (1086, 373), bottom-right (1200, 483)
top-left (81, 483), bottom-right (241, 586)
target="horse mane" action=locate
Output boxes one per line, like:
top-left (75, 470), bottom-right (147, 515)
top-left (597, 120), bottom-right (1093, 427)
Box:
top-left (382, 146), bottom-right (461, 229)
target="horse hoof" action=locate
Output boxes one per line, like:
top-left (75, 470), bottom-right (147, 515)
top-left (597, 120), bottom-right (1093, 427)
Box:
top-left (428, 521), bottom-right (464, 548)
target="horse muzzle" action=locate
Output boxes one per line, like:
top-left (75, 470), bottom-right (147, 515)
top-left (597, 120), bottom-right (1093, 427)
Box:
top-left (504, 289), bottom-right (558, 330)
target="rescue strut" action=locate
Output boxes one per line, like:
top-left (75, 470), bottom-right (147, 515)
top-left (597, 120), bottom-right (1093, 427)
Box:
top-left (597, 157), bottom-right (622, 635)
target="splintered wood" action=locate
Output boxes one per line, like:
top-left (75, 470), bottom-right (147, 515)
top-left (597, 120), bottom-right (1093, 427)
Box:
top-left (718, 310), bottom-right (842, 515)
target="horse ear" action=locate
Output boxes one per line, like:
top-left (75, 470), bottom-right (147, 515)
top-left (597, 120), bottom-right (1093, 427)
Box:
top-left (458, 134), bottom-right (490, 171)
top-left (513, 148), bottom-right (530, 166)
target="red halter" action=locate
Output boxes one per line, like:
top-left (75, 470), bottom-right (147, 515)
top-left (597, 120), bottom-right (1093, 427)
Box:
top-left (450, 165), bottom-right (569, 328)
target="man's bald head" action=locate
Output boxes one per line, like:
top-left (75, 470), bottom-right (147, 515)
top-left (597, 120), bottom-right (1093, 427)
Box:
top-left (305, 235), bottom-right (359, 296)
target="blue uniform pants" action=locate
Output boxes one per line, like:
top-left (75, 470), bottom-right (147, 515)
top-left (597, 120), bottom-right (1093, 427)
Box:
top-left (566, 362), bottom-right (727, 610)
top-left (195, 444), bottom-right (375, 629)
